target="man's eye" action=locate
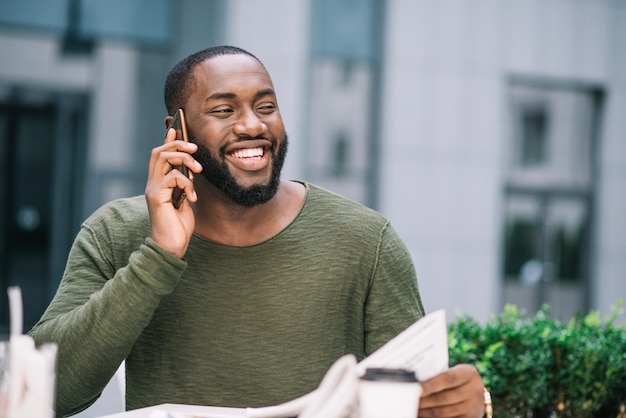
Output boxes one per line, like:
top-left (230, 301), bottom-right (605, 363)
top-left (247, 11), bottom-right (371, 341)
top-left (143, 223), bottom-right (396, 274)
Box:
top-left (257, 104), bottom-right (276, 113)
top-left (210, 108), bottom-right (233, 117)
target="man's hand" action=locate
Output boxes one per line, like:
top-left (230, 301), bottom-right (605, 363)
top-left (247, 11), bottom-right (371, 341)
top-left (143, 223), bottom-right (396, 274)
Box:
top-left (418, 364), bottom-right (485, 418)
top-left (145, 128), bottom-right (202, 259)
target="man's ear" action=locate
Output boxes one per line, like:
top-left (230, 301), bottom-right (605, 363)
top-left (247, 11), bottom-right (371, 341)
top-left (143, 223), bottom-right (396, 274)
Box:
top-left (164, 115), bottom-right (173, 130)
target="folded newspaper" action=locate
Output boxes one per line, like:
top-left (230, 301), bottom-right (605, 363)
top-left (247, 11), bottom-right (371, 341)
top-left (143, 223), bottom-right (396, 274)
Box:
top-left (246, 309), bottom-right (449, 418)
top-left (149, 309), bottom-right (448, 418)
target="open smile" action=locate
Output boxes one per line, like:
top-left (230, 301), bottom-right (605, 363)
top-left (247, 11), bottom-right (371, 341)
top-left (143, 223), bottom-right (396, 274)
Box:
top-left (229, 146), bottom-right (265, 159)
top-left (224, 140), bottom-right (272, 171)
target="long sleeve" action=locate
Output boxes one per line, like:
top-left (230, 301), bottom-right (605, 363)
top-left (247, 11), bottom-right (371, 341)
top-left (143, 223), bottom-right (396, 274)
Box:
top-left (28, 198), bottom-right (186, 416)
top-left (363, 221), bottom-right (425, 355)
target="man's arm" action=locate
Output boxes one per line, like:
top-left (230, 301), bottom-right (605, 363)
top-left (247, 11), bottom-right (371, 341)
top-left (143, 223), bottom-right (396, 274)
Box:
top-left (363, 221), bottom-right (425, 355)
top-left (28, 220), bottom-right (185, 416)
top-left (29, 127), bottom-right (202, 416)
top-left (364, 223), bottom-right (485, 418)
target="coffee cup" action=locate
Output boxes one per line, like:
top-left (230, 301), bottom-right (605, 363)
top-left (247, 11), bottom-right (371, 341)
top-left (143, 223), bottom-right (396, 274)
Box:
top-left (358, 368), bottom-right (421, 418)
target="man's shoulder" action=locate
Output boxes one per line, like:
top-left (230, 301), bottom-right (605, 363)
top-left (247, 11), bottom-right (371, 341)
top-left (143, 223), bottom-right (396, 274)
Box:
top-left (83, 195), bottom-right (149, 231)
top-left (305, 182), bottom-right (383, 213)
top-left (301, 182), bottom-right (388, 226)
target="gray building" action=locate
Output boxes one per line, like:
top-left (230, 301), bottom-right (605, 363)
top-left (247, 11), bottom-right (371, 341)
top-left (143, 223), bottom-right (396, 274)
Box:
top-left (0, 2), bottom-right (625, 413)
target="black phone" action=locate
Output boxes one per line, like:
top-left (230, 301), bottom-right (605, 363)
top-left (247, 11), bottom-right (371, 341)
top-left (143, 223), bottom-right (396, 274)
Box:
top-left (167, 108), bottom-right (193, 208)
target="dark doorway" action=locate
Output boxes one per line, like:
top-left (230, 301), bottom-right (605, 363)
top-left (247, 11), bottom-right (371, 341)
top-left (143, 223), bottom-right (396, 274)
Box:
top-left (0, 89), bottom-right (88, 336)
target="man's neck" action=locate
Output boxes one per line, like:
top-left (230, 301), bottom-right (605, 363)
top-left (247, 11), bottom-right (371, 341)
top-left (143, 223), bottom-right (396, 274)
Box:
top-left (191, 179), bottom-right (305, 246)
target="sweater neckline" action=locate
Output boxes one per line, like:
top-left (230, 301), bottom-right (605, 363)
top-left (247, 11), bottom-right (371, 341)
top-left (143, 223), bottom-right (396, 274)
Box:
top-left (189, 180), bottom-right (309, 249)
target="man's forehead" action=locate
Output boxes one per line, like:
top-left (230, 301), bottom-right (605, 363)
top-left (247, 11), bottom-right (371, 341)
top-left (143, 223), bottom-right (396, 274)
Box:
top-left (194, 54), bottom-right (270, 82)
top-left (185, 56), bottom-right (275, 107)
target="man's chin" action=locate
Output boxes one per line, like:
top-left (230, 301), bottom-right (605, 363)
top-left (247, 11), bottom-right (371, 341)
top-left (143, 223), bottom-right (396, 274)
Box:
top-left (207, 173), bottom-right (279, 207)
top-left (233, 175), bottom-right (275, 192)
top-left (228, 185), bottom-right (279, 207)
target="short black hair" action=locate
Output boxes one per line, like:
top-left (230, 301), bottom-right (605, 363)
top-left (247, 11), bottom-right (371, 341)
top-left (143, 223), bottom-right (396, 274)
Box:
top-left (164, 45), bottom-right (264, 115)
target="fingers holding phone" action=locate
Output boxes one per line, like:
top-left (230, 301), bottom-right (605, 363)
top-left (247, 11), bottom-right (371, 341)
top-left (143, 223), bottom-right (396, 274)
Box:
top-left (145, 109), bottom-right (202, 258)
top-left (166, 109), bottom-right (195, 208)
top-left (151, 135), bottom-right (200, 204)
top-left (147, 124), bottom-right (200, 206)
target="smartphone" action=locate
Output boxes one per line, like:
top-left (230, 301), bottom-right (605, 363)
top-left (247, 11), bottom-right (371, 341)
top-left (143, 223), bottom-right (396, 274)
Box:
top-left (166, 108), bottom-right (194, 208)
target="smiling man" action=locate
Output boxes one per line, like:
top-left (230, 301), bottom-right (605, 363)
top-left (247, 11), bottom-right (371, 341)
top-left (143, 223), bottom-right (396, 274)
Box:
top-left (168, 53), bottom-right (289, 209)
top-left (29, 46), bottom-right (486, 418)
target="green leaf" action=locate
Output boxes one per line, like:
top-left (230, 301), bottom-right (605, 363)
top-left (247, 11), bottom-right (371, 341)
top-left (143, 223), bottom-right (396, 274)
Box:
top-left (447, 300), bottom-right (626, 418)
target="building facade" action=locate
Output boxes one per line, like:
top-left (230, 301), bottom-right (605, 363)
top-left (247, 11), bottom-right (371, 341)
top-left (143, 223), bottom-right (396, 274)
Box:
top-left (0, 0), bottom-right (624, 339)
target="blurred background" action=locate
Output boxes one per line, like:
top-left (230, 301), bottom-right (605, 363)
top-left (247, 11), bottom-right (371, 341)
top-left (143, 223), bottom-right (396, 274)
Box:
top-left (0, 0), bottom-right (625, 338)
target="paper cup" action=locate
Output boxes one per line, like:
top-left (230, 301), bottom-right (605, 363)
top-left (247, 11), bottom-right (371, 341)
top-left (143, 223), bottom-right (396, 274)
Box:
top-left (358, 368), bottom-right (421, 418)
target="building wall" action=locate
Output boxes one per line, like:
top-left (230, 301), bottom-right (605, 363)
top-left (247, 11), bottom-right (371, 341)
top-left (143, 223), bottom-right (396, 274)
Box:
top-left (1, 1), bottom-right (624, 416)
top-left (0, 0), bottom-right (623, 328)
top-left (379, 1), bottom-right (505, 321)
top-left (380, 0), bottom-right (625, 321)
top-left (595, 1), bottom-right (626, 322)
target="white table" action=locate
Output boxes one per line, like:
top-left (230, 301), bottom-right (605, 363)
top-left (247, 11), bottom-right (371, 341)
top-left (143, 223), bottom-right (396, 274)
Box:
top-left (99, 403), bottom-right (247, 418)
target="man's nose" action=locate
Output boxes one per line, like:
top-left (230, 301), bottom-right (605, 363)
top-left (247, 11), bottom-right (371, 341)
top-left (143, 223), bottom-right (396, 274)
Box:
top-left (233, 109), bottom-right (267, 137)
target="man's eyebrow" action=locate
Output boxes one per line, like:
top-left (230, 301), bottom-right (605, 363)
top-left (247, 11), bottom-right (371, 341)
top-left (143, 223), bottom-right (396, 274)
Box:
top-left (254, 88), bottom-right (276, 100)
top-left (205, 88), bottom-right (276, 103)
top-left (205, 92), bottom-right (237, 102)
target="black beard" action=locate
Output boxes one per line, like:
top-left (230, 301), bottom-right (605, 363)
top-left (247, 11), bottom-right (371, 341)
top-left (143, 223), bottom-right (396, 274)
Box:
top-left (191, 134), bottom-right (288, 207)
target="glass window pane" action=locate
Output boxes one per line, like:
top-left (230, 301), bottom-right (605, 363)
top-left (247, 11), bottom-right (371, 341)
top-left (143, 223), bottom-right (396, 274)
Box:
top-left (502, 196), bottom-right (542, 282)
top-left (546, 199), bottom-right (587, 283)
top-left (520, 106), bottom-right (548, 166)
top-left (0, 0), bottom-right (68, 32)
top-left (507, 84), bottom-right (595, 189)
top-left (311, 0), bottom-right (378, 61)
top-left (80, 0), bottom-right (171, 45)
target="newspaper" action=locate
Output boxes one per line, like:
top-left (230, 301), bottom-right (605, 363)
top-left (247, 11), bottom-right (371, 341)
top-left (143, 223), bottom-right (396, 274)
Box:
top-left (246, 309), bottom-right (449, 418)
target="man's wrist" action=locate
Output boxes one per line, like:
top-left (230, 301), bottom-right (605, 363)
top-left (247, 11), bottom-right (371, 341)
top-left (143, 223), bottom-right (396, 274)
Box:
top-left (483, 388), bottom-right (493, 418)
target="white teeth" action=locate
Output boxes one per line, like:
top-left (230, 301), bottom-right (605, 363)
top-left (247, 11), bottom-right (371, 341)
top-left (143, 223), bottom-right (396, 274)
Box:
top-left (232, 147), bottom-right (264, 159)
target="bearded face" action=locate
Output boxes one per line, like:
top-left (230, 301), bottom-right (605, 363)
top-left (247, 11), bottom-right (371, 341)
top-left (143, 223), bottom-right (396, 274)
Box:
top-left (191, 134), bottom-right (288, 207)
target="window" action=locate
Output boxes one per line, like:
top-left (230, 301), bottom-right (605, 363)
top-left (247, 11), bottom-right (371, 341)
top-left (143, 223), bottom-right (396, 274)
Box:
top-left (519, 105), bottom-right (548, 167)
top-left (501, 79), bottom-right (603, 319)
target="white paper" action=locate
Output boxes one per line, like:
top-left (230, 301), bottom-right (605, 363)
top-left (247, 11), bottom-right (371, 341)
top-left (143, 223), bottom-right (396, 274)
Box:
top-left (7, 287), bottom-right (23, 336)
top-left (0, 287), bottom-right (58, 418)
top-left (150, 411), bottom-right (243, 418)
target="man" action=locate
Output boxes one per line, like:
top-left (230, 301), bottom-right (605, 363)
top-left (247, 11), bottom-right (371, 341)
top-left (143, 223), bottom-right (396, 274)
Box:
top-left (30, 46), bottom-right (486, 417)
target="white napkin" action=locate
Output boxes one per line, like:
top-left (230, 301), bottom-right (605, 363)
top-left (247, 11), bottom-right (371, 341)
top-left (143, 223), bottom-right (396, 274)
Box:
top-left (5, 336), bottom-right (57, 418)
top-left (0, 287), bottom-right (58, 418)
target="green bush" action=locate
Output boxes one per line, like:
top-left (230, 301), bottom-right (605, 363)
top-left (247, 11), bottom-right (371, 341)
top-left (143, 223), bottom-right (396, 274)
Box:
top-left (448, 301), bottom-right (626, 418)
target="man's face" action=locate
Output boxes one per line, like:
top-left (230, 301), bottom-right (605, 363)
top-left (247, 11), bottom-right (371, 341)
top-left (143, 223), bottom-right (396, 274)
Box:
top-left (183, 54), bottom-right (287, 207)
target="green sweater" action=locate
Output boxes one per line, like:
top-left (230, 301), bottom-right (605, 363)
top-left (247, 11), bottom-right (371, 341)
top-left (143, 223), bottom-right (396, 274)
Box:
top-left (29, 182), bottom-right (424, 416)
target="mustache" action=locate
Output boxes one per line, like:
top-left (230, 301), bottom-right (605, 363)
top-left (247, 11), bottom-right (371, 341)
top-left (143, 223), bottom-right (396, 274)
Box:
top-left (233, 134), bottom-right (268, 141)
